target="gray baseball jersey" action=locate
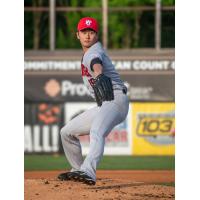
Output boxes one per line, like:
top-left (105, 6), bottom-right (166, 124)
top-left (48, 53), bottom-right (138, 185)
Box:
top-left (81, 41), bottom-right (127, 98)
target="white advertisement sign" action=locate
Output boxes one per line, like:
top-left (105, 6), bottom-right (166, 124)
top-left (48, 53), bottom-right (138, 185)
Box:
top-left (64, 102), bottom-right (132, 155)
top-left (24, 125), bottom-right (59, 153)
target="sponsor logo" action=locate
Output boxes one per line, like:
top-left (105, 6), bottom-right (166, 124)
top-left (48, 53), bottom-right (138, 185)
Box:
top-left (38, 103), bottom-right (60, 124)
top-left (43, 79), bottom-right (91, 98)
top-left (124, 81), bottom-right (153, 100)
top-left (136, 111), bottom-right (175, 145)
top-left (24, 103), bottom-right (61, 153)
top-left (44, 79), bottom-right (61, 97)
top-left (61, 80), bottom-right (90, 96)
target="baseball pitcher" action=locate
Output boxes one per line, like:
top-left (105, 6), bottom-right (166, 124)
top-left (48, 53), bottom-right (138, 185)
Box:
top-left (58, 17), bottom-right (129, 185)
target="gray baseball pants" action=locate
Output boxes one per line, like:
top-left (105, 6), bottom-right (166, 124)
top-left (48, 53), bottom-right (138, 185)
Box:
top-left (60, 90), bottom-right (129, 181)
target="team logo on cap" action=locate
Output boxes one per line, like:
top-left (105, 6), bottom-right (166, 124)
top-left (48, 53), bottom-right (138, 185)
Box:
top-left (85, 20), bottom-right (92, 26)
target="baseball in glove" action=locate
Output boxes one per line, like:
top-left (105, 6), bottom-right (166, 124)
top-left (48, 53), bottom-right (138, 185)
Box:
top-left (92, 74), bottom-right (114, 107)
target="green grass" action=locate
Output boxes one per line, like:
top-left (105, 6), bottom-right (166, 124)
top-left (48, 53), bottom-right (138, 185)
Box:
top-left (157, 182), bottom-right (175, 187)
top-left (24, 155), bottom-right (175, 171)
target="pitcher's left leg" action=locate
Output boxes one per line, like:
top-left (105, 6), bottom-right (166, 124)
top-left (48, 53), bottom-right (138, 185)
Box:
top-left (80, 97), bottom-right (129, 180)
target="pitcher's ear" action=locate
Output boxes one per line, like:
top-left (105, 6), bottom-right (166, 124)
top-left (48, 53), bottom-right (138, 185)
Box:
top-left (76, 32), bottom-right (80, 39)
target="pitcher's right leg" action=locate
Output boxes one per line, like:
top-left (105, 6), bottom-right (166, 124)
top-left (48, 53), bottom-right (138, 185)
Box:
top-left (60, 106), bottom-right (99, 171)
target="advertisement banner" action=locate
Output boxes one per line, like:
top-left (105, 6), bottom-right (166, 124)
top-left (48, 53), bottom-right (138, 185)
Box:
top-left (24, 60), bottom-right (174, 71)
top-left (24, 103), bottom-right (63, 153)
top-left (131, 103), bottom-right (175, 155)
top-left (24, 73), bottom-right (174, 102)
top-left (24, 75), bottom-right (92, 103)
top-left (121, 73), bottom-right (174, 101)
top-left (64, 103), bottom-right (132, 155)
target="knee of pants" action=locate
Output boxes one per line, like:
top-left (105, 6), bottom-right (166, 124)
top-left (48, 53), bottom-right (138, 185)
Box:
top-left (90, 128), bottom-right (105, 141)
top-left (60, 125), bottom-right (71, 139)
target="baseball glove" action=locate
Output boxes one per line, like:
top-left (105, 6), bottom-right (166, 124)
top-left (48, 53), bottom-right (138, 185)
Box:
top-left (93, 74), bottom-right (114, 107)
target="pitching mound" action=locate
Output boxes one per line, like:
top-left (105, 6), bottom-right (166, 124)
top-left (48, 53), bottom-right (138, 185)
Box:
top-left (25, 170), bottom-right (175, 200)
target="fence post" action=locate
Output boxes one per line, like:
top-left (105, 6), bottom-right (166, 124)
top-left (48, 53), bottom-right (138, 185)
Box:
top-left (102, 0), bottom-right (108, 49)
top-left (155, 0), bottom-right (161, 51)
top-left (49, 0), bottom-right (55, 51)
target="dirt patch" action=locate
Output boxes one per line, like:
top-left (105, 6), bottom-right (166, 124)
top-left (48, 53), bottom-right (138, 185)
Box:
top-left (25, 170), bottom-right (175, 200)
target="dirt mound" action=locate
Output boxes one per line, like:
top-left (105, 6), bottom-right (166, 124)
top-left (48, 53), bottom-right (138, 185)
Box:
top-left (25, 170), bottom-right (175, 200)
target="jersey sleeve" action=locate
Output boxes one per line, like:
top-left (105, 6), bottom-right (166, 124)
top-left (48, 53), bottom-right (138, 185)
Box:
top-left (86, 52), bottom-right (103, 72)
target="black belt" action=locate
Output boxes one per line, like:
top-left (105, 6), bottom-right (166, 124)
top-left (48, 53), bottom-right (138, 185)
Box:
top-left (122, 88), bottom-right (127, 94)
top-left (115, 88), bottom-right (127, 94)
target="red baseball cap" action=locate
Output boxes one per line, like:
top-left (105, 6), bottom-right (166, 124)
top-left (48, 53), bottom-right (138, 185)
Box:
top-left (77, 17), bottom-right (98, 32)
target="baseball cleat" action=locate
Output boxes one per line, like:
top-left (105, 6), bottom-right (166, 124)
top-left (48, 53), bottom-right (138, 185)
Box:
top-left (70, 171), bottom-right (96, 185)
top-left (57, 171), bottom-right (74, 181)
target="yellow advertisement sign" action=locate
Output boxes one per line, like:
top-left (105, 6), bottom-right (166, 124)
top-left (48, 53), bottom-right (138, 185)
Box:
top-left (131, 103), bottom-right (175, 155)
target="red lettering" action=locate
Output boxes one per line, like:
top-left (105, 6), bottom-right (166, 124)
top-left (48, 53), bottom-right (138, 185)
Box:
top-left (81, 64), bottom-right (95, 87)
top-left (88, 78), bottom-right (95, 86)
top-left (121, 131), bottom-right (127, 142)
top-left (114, 132), bottom-right (119, 142)
top-left (106, 134), bottom-right (112, 142)
top-left (81, 64), bottom-right (92, 77)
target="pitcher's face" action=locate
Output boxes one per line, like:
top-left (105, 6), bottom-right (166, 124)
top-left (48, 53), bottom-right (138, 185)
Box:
top-left (77, 29), bottom-right (98, 49)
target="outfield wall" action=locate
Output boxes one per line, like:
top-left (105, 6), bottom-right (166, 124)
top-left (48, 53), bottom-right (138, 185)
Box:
top-left (24, 50), bottom-right (175, 155)
top-left (24, 102), bottom-right (175, 155)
